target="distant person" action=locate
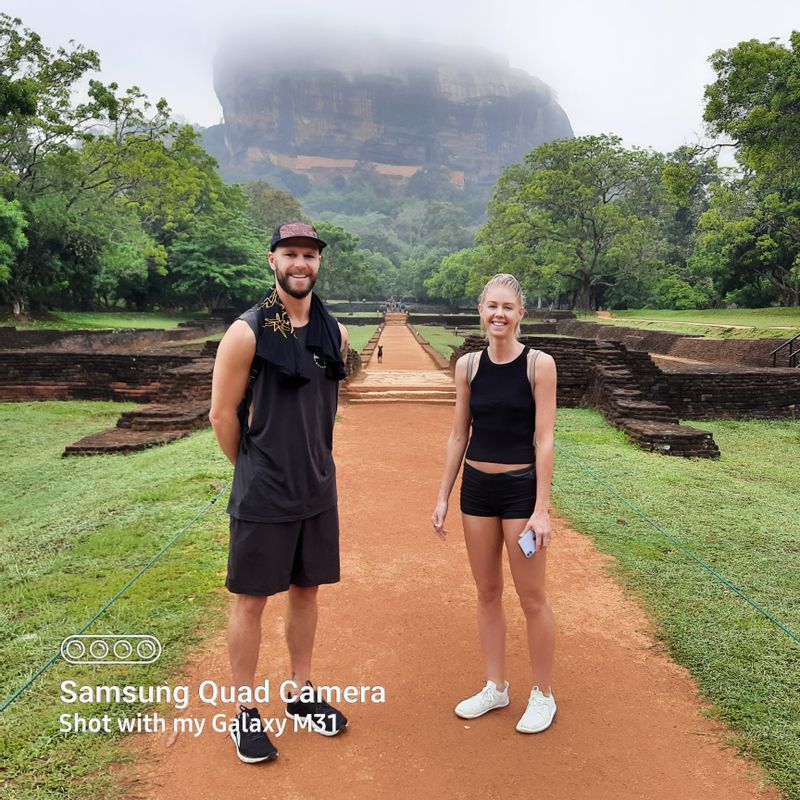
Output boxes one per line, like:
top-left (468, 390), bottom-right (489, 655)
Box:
top-left (432, 273), bottom-right (558, 734)
top-left (210, 221), bottom-right (350, 764)
top-left (377, 344), bottom-right (383, 363)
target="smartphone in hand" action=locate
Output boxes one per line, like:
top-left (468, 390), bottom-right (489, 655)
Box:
top-left (518, 529), bottom-right (536, 558)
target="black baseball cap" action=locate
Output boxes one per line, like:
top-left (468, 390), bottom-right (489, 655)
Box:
top-left (270, 221), bottom-right (327, 252)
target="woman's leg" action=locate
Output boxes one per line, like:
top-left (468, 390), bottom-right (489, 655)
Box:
top-left (502, 518), bottom-right (556, 691)
top-left (462, 513), bottom-right (506, 686)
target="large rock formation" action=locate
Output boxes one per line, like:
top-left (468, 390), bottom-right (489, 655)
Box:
top-left (205, 31), bottom-right (573, 186)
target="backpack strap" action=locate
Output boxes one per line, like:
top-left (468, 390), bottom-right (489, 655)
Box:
top-left (527, 347), bottom-right (541, 395)
top-left (467, 350), bottom-right (479, 386)
top-left (528, 348), bottom-right (541, 452)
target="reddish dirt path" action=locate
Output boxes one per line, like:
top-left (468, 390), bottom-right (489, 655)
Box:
top-left (362, 321), bottom-right (440, 371)
top-left (123, 341), bottom-right (778, 800)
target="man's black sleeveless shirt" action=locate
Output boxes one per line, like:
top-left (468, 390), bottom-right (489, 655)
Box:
top-left (465, 347), bottom-right (536, 464)
top-left (227, 311), bottom-right (339, 522)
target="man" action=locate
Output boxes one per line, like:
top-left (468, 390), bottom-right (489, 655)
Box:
top-left (209, 221), bottom-right (350, 764)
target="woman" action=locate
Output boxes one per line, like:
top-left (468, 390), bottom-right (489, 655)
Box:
top-left (432, 273), bottom-right (557, 733)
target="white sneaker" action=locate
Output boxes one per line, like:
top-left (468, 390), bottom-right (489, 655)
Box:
top-left (516, 686), bottom-right (557, 733)
top-left (454, 680), bottom-right (510, 719)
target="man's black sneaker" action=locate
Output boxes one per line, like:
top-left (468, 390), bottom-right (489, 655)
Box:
top-left (285, 681), bottom-right (349, 737)
top-left (230, 705), bottom-right (279, 763)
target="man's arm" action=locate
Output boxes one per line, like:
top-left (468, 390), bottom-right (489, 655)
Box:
top-left (209, 320), bottom-right (256, 465)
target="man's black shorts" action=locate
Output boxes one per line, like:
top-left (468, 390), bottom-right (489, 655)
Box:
top-left (226, 506), bottom-right (340, 596)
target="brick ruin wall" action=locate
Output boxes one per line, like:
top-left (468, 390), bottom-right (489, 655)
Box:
top-left (657, 368), bottom-right (800, 420)
top-left (554, 320), bottom-right (788, 368)
top-left (0, 352), bottom-right (198, 402)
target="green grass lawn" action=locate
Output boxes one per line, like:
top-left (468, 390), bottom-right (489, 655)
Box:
top-left (578, 308), bottom-right (800, 339)
top-left (553, 410), bottom-right (800, 800)
top-left (1, 311), bottom-right (202, 330)
top-left (346, 324), bottom-right (378, 352)
top-left (413, 325), bottom-right (478, 358)
top-left (0, 402), bottom-right (234, 799)
top-left (0, 404), bottom-right (797, 798)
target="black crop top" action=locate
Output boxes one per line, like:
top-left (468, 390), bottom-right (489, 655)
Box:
top-left (465, 347), bottom-right (536, 464)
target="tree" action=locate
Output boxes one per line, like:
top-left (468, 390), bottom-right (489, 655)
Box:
top-left (0, 15), bottom-right (176, 205)
top-left (167, 185), bottom-right (265, 310)
top-left (424, 246), bottom-right (488, 305)
top-left (698, 32), bottom-right (800, 306)
top-left (0, 15), bottom-right (222, 311)
top-left (692, 181), bottom-right (800, 306)
top-left (395, 200), bottom-right (472, 250)
top-left (3, 119), bottom-right (224, 311)
top-left (661, 147), bottom-right (722, 265)
top-left (313, 220), bottom-right (379, 300)
top-left (0, 197), bottom-right (26, 286)
top-left (364, 250), bottom-right (400, 297)
top-left (406, 166), bottom-right (461, 202)
top-left (0, 13), bottom-right (101, 193)
top-left (81, 123), bottom-right (223, 248)
top-left (480, 135), bottom-right (666, 309)
top-left (704, 32), bottom-right (800, 181)
top-left (243, 181), bottom-right (304, 235)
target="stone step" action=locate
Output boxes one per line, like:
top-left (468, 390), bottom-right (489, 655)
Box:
top-left (345, 385), bottom-right (455, 394)
top-left (119, 402), bottom-right (207, 418)
top-left (609, 410), bottom-right (678, 425)
top-left (123, 414), bottom-right (209, 432)
top-left (64, 428), bottom-right (192, 456)
top-left (347, 397), bottom-right (455, 405)
top-left (345, 390), bottom-right (456, 401)
top-left (117, 402), bottom-right (210, 431)
top-left (619, 419), bottom-right (720, 458)
top-left (612, 400), bottom-right (679, 423)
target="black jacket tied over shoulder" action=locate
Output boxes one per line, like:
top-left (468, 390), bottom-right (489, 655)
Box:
top-left (253, 286), bottom-right (346, 386)
top-left (235, 287), bottom-right (346, 452)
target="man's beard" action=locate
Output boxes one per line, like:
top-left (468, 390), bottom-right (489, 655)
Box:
top-left (276, 269), bottom-right (317, 299)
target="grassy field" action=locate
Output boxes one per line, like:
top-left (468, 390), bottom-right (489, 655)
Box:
top-left (578, 308), bottom-right (800, 339)
top-left (553, 410), bottom-right (799, 800)
top-left (0, 404), bottom-right (797, 798)
top-left (2, 311), bottom-right (201, 330)
top-left (346, 324), bottom-right (378, 352)
top-left (0, 403), bottom-right (233, 799)
top-left (413, 325), bottom-right (477, 358)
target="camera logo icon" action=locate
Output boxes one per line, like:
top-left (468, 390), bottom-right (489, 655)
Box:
top-left (60, 635), bottom-right (162, 665)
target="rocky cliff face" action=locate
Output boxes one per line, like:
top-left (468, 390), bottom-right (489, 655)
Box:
top-left (207, 32), bottom-right (573, 185)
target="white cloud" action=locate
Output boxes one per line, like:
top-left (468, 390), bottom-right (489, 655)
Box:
top-left (7, 0), bottom-right (799, 152)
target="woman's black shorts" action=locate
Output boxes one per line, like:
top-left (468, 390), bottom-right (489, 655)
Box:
top-left (460, 462), bottom-right (536, 519)
top-left (226, 506), bottom-right (340, 596)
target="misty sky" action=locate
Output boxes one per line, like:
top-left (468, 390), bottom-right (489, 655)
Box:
top-left (6, 1), bottom-right (799, 154)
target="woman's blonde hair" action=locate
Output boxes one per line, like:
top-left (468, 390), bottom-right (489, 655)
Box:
top-left (478, 273), bottom-right (526, 337)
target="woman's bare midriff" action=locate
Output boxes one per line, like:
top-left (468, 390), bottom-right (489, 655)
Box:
top-left (465, 459), bottom-right (534, 473)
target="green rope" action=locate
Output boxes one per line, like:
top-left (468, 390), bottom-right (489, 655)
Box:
top-left (0, 482), bottom-right (231, 714)
top-left (553, 442), bottom-right (800, 645)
